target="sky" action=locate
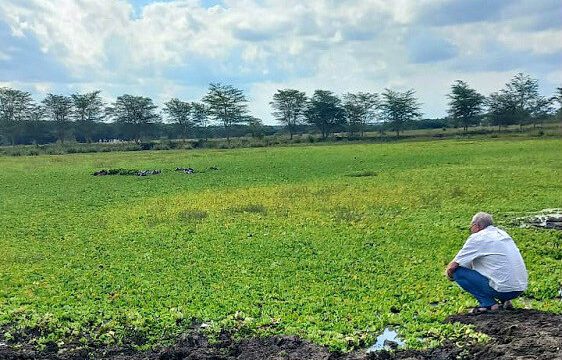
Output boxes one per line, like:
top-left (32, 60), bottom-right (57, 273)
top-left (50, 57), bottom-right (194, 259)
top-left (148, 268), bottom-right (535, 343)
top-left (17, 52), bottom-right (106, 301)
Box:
top-left (0, 0), bottom-right (561, 124)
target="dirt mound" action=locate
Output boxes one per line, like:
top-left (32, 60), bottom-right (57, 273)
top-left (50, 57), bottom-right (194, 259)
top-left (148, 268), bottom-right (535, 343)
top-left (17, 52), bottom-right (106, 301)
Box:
top-left (0, 309), bottom-right (559, 360)
top-left (446, 309), bottom-right (561, 359)
top-left (370, 309), bottom-right (562, 360)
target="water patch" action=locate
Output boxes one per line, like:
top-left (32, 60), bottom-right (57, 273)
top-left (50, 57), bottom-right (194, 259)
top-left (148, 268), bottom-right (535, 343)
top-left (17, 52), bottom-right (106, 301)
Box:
top-left (366, 328), bottom-right (405, 352)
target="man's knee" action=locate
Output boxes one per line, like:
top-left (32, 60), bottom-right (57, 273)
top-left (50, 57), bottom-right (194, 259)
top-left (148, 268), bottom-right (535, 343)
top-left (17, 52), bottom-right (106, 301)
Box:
top-left (452, 266), bottom-right (470, 282)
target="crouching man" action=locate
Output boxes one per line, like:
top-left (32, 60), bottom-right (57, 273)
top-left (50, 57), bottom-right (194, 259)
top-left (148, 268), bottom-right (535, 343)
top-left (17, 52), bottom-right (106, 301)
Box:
top-left (446, 212), bottom-right (528, 314)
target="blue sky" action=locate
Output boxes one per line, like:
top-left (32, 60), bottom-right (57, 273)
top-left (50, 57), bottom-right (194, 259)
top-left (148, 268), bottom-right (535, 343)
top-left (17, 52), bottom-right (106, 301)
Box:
top-left (0, 0), bottom-right (560, 123)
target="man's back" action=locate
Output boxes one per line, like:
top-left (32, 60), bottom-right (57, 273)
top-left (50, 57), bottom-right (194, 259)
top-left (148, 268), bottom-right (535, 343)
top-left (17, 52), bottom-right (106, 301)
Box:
top-left (455, 226), bottom-right (528, 292)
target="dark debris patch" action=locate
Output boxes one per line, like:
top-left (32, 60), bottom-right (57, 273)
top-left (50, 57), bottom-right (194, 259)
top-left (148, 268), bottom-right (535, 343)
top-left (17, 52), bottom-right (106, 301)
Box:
top-left (175, 167), bottom-right (195, 174)
top-left (346, 170), bottom-right (378, 178)
top-left (92, 169), bottom-right (161, 176)
top-left (516, 209), bottom-right (562, 230)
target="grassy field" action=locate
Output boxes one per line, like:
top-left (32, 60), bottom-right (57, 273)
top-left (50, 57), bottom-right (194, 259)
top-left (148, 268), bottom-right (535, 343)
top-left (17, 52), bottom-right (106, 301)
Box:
top-left (0, 138), bottom-right (561, 352)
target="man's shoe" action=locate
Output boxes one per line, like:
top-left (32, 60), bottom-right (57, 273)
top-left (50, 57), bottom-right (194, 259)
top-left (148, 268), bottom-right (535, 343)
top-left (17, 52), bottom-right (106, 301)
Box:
top-left (468, 304), bottom-right (500, 314)
top-left (502, 300), bottom-right (514, 310)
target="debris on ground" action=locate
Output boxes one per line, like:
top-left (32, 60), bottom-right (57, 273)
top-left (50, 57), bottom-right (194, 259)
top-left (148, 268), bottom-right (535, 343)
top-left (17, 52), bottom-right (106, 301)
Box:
top-left (92, 169), bottom-right (161, 176)
top-left (516, 208), bottom-right (562, 230)
top-left (175, 167), bottom-right (195, 174)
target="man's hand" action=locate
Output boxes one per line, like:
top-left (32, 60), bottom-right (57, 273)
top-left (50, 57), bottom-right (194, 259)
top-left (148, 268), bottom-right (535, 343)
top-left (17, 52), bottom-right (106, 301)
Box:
top-left (445, 261), bottom-right (459, 281)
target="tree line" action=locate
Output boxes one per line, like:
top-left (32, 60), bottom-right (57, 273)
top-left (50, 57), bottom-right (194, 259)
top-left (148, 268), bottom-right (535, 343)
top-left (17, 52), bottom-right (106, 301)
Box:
top-left (1, 73), bottom-right (560, 146)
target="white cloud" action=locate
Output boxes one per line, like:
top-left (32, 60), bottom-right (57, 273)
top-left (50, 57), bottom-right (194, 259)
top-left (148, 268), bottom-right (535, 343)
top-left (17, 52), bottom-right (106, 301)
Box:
top-left (0, 0), bottom-right (560, 123)
top-left (0, 0), bottom-right (131, 71)
top-left (498, 29), bottom-right (562, 54)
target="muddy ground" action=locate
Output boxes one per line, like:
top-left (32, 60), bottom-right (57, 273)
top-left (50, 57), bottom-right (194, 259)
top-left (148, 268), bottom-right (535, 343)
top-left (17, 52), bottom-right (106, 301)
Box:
top-left (1, 309), bottom-right (560, 360)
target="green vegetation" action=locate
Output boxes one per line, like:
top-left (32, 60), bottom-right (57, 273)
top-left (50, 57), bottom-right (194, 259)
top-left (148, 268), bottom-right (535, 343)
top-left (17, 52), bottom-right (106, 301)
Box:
top-left (1, 139), bottom-right (561, 352)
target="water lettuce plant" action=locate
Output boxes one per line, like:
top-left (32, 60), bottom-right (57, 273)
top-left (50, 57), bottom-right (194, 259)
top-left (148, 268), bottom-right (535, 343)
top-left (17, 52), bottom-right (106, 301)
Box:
top-left (1, 139), bottom-right (560, 352)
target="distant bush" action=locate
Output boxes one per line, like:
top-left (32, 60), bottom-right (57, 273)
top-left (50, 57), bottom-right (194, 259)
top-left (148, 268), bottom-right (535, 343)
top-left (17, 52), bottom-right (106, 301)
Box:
top-left (231, 204), bottom-right (267, 215)
top-left (178, 209), bottom-right (208, 222)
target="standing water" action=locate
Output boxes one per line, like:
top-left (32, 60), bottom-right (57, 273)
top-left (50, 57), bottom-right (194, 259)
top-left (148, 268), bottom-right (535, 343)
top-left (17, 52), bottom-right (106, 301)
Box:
top-left (366, 328), bottom-right (405, 352)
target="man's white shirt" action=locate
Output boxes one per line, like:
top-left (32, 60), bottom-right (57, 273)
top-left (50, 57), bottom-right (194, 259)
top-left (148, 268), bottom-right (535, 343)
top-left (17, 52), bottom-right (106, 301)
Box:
top-left (454, 226), bottom-right (528, 292)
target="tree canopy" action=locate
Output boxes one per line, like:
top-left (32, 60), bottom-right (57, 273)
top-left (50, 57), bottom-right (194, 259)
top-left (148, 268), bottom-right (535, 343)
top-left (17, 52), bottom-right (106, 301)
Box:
top-left (0, 87), bottom-right (34, 144)
top-left (163, 98), bottom-right (194, 141)
top-left (380, 89), bottom-right (422, 136)
top-left (203, 83), bottom-right (249, 141)
top-left (43, 94), bottom-right (73, 143)
top-left (447, 80), bottom-right (485, 131)
top-left (71, 91), bottom-right (105, 142)
top-left (270, 89), bottom-right (308, 139)
top-left (107, 95), bottom-right (160, 142)
top-left (486, 73), bottom-right (555, 129)
top-left (343, 92), bottom-right (380, 137)
top-left (305, 90), bottom-right (346, 139)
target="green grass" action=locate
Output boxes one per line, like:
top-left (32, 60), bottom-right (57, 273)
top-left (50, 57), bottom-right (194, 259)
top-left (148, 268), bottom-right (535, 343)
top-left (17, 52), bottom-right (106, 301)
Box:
top-left (1, 139), bottom-right (561, 351)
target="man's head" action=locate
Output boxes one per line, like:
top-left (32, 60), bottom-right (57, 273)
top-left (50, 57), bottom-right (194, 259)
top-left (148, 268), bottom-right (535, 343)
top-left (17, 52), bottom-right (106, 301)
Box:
top-left (470, 212), bottom-right (493, 233)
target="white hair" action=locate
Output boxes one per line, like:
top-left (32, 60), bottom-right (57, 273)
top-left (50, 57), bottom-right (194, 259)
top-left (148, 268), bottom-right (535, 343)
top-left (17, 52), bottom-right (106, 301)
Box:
top-left (471, 212), bottom-right (494, 228)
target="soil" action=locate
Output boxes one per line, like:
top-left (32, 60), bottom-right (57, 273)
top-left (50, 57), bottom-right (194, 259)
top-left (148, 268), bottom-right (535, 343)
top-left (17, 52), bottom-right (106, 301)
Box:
top-left (0, 309), bottom-right (560, 360)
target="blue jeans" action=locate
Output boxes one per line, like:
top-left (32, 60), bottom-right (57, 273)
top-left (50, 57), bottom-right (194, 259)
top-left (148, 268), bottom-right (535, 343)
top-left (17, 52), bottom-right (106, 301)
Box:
top-left (453, 267), bottom-right (523, 307)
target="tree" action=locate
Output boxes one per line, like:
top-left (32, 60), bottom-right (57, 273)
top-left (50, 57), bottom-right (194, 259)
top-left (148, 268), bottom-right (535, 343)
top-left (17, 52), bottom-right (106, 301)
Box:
top-left (107, 95), bottom-right (160, 143)
top-left (343, 92), bottom-right (379, 137)
top-left (163, 98), bottom-right (193, 142)
top-left (71, 90), bottom-right (105, 142)
top-left (505, 73), bottom-right (540, 128)
top-left (446, 80), bottom-right (485, 131)
top-left (43, 94), bottom-right (73, 143)
top-left (270, 89), bottom-right (307, 139)
top-left (246, 116), bottom-right (264, 138)
top-left (25, 104), bottom-right (46, 144)
top-left (0, 87), bottom-right (35, 145)
top-left (530, 96), bottom-right (554, 128)
top-left (485, 73), bottom-right (544, 131)
top-left (551, 87), bottom-right (562, 121)
top-left (486, 91), bottom-right (517, 131)
top-left (202, 83), bottom-right (249, 142)
top-left (191, 102), bottom-right (209, 140)
top-left (380, 89), bottom-right (422, 137)
top-left (305, 90), bottom-right (346, 139)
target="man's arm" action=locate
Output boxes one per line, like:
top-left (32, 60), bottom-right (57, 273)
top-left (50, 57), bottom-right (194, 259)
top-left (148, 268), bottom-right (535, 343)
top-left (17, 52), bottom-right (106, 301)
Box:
top-left (445, 261), bottom-right (459, 281)
top-left (447, 236), bottom-right (480, 280)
